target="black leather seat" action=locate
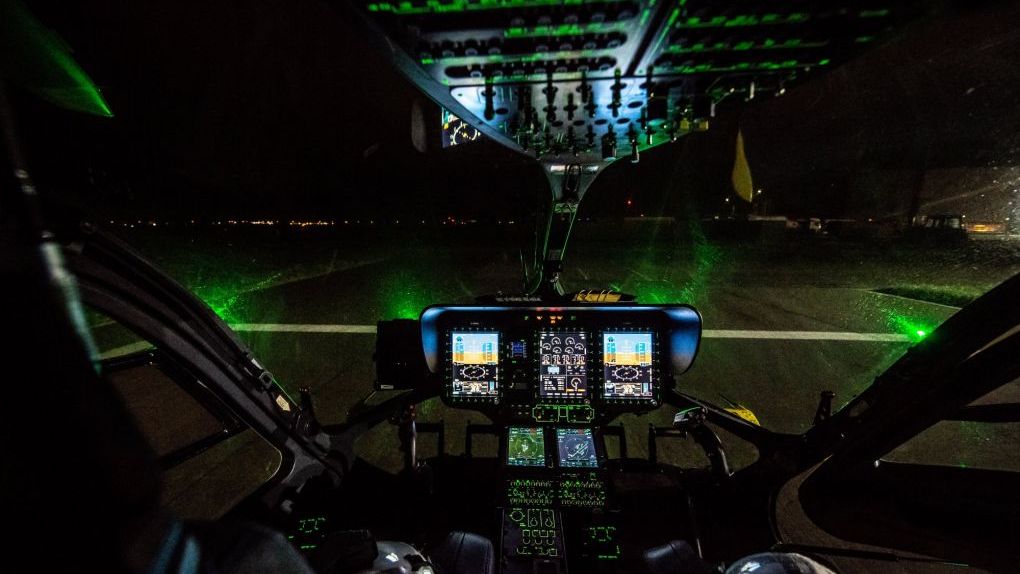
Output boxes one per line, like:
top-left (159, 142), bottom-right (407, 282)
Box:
top-left (429, 531), bottom-right (496, 574)
top-left (643, 540), bottom-right (715, 574)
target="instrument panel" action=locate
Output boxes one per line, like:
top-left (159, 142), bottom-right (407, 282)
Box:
top-left (416, 304), bottom-right (700, 574)
top-left (421, 304), bottom-right (701, 423)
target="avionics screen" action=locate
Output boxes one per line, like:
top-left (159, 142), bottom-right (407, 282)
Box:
top-left (538, 331), bottom-right (588, 398)
top-left (602, 332), bottom-right (654, 399)
top-left (556, 428), bottom-right (598, 468)
top-left (507, 427), bottom-right (546, 467)
top-left (450, 332), bottom-right (499, 397)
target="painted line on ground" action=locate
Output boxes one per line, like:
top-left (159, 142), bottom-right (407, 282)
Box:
top-left (226, 323), bottom-right (912, 342)
top-left (99, 341), bottom-right (154, 360)
top-left (865, 289), bottom-right (962, 310)
top-left (703, 329), bottom-right (910, 342)
top-left (97, 325), bottom-right (911, 358)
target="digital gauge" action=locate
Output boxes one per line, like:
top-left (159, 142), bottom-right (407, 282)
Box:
top-left (507, 427), bottom-right (546, 467)
top-left (450, 332), bottom-right (499, 397)
top-left (603, 332), bottom-right (654, 399)
top-left (556, 428), bottom-right (598, 468)
top-left (442, 110), bottom-right (482, 147)
top-left (538, 331), bottom-right (588, 399)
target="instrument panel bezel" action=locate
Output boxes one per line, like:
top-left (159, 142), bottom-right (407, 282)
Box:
top-left (423, 304), bottom-right (701, 423)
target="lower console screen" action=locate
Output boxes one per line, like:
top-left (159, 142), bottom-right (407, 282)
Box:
top-left (602, 332), bottom-right (654, 399)
top-left (507, 427), bottom-right (546, 467)
top-left (556, 428), bottom-right (598, 468)
top-left (451, 332), bottom-right (499, 397)
top-left (539, 331), bottom-right (588, 398)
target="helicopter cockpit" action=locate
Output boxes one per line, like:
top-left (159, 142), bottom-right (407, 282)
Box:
top-left (3, 0), bottom-right (1020, 573)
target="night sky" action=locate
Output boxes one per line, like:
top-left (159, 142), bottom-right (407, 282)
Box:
top-left (9, 0), bottom-right (1020, 222)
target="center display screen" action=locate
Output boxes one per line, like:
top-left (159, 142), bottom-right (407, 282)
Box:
top-left (538, 331), bottom-right (588, 398)
top-left (507, 427), bottom-right (546, 467)
top-left (556, 428), bottom-right (598, 468)
top-left (450, 332), bottom-right (499, 397)
top-left (602, 332), bottom-right (654, 399)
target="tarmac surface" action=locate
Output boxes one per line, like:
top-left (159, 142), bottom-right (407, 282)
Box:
top-left (86, 225), bottom-right (1020, 518)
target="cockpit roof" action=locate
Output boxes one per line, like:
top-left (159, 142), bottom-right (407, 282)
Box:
top-left (353, 0), bottom-right (929, 165)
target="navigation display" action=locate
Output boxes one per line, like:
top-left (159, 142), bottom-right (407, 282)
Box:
top-left (507, 427), bottom-right (546, 467)
top-left (603, 332), bottom-right (654, 399)
top-left (450, 332), bottom-right (499, 397)
top-left (538, 331), bottom-right (588, 398)
top-left (556, 428), bottom-right (598, 468)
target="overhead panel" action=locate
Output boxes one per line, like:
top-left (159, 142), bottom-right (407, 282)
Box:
top-left (360, 0), bottom-right (916, 164)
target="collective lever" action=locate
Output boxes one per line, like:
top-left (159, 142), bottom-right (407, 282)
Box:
top-left (673, 407), bottom-right (731, 480)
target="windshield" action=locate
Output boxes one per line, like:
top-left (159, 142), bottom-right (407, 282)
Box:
top-left (14, 0), bottom-right (1020, 473)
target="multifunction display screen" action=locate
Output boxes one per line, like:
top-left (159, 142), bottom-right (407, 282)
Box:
top-left (507, 427), bottom-right (546, 467)
top-left (450, 332), bottom-right (499, 397)
top-left (556, 428), bottom-right (598, 468)
top-left (538, 331), bottom-right (588, 398)
top-left (602, 332), bottom-right (654, 399)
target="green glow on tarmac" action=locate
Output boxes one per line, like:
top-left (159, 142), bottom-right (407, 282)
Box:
top-left (2, 0), bottom-right (113, 116)
top-left (193, 272), bottom-right (284, 324)
top-left (207, 296), bottom-right (241, 323)
top-left (199, 286), bottom-right (246, 324)
top-left (633, 220), bottom-right (720, 305)
top-left (670, 235), bottom-right (719, 304)
top-left (380, 270), bottom-right (431, 320)
top-left (886, 312), bottom-right (933, 343)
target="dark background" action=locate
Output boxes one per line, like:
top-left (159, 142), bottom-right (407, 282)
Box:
top-left (9, 0), bottom-right (1020, 223)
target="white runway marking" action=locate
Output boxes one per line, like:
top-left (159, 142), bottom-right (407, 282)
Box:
top-left (865, 289), bottom-right (962, 310)
top-left (228, 324), bottom-right (913, 342)
top-left (99, 341), bottom-right (153, 359)
top-left (97, 325), bottom-right (913, 359)
top-left (703, 330), bottom-right (910, 342)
